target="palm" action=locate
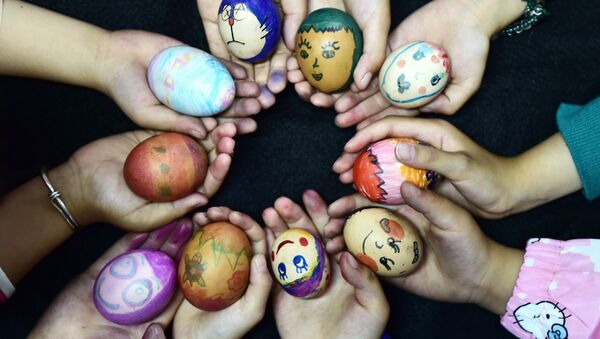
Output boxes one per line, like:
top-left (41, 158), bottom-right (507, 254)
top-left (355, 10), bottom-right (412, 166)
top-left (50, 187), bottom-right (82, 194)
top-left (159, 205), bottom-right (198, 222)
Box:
top-left (68, 130), bottom-right (230, 231)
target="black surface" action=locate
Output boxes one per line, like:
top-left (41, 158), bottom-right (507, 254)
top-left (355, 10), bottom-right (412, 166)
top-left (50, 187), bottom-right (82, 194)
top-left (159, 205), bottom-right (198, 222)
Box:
top-left (2, 0), bottom-right (600, 338)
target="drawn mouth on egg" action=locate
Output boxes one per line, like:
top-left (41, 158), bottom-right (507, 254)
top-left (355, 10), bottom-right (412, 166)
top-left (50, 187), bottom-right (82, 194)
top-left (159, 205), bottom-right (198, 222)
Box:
top-left (312, 73), bottom-right (323, 81)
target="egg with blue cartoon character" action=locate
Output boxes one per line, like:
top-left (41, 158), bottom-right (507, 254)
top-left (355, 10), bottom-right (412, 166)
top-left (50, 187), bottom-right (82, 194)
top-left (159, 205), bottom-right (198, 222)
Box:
top-left (270, 229), bottom-right (330, 298)
top-left (147, 45), bottom-right (235, 117)
top-left (379, 41), bottom-right (451, 109)
top-left (93, 249), bottom-right (177, 325)
top-left (217, 0), bottom-right (281, 63)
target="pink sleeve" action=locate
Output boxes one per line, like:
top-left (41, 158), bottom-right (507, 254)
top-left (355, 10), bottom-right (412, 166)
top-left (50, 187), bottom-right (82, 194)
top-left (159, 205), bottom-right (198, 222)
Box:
top-left (500, 238), bottom-right (600, 339)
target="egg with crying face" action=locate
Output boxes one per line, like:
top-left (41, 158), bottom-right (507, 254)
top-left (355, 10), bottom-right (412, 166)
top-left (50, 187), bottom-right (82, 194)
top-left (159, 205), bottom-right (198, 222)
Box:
top-left (147, 45), bottom-right (235, 117)
top-left (353, 137), bottom-right (440, 205)
top-left (295, 8), bottom-right (363, 93)
top-left (344, 207), bottom-right (423, 277)
top-left (178, 222), bottom-right (252, 311)
top-left (379, 41), bottom-right (451, 109)
top-left (93, 249), bottom-right (177, 325)
top-left (270, 229), bottom-right (330, 298)
top-left (217, 0), bottom-right (281, 62)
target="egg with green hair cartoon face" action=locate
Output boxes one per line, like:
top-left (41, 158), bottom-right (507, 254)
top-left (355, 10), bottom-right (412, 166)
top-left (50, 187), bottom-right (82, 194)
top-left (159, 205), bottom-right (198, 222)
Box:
top-left (379, 41), bottom-right (451, 109)
top-left (295, 8), bottom-right (363, 93)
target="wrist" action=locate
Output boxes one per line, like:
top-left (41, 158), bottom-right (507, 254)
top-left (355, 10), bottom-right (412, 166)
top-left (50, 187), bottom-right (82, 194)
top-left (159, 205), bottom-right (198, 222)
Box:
top-left (466, 0), bottom-right (527, 37)
top-left (47, 162), bottom-right (94, 228)
top-left (474, 242), bottom-right (523, 315)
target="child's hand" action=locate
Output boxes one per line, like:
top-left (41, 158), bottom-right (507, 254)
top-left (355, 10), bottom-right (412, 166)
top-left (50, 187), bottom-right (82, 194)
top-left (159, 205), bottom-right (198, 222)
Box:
top-left (288, 0), bottom-right (390, 108)
top-left (328, 184), bottom-right (523, 315)
top-left (333, 117), bottom-right (532, 219)
top-left (60, 123), bottom-right (238, 231)
top-left (263, 190), bottom-right (389, 339)
top-left (99, 30), bottom-right (262, 138)
top-left (334, 0), bottom-right (526, 127)
top-left (173, 208), bottom-right (272, 339)
top-left (29, 219), bottom-right (194, 338)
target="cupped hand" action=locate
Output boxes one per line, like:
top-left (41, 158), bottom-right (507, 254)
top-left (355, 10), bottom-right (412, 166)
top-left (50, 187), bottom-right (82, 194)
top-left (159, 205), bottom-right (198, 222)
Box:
top-left (287, 0), bottom-right (390, 108)
top-left (262, 190), bottom-right (389, 339)
top-left (98, 30), bottom-right (262, 139)
top-left (332, 117), bottom-right (523, 219)
top-left (334, 0), bottom-right (492, 127)
top-left (173, 207), bottom-right (272, 339)
top-left (29, 219), bottom-right (194, 339)
top-left (64, 123), bottom-right (238, 231)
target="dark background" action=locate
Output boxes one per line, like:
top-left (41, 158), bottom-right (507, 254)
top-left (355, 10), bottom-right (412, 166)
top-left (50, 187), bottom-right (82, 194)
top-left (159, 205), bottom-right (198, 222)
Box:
top-left (1, 0), bottom-right (600, 338)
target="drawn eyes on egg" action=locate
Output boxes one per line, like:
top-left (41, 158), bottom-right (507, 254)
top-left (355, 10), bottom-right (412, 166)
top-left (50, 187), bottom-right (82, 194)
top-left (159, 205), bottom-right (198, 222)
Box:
top-left (431, 74), bottom-right (441, 86)
top-left (278, 262), bottom-right (287, 280)
top-left (220, 3), bottom-right (247, 21)
top-left (293, 255), bottom-right (309, 273)
top-left (220, 5), bottom-right (232, 21)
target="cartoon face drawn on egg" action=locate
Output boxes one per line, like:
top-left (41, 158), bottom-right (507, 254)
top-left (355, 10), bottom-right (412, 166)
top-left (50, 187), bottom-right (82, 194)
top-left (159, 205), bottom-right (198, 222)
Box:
top-left (270, 229), bottom-right (330, 298)
top-left (218, 0), bottom-right (280, 62)
top-left (379, 41), bottom-right (451, 108)
top-left (353, 137), bottom-right (440, 205)
top-left (295, 8), bottom-right (363, 93)
top-left (343, 208), bottom-right (423, 277)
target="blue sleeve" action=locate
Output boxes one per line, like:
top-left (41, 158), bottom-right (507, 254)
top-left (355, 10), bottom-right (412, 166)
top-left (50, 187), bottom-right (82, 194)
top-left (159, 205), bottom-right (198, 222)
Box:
top-left (556, 97), bottom-right (600, 200)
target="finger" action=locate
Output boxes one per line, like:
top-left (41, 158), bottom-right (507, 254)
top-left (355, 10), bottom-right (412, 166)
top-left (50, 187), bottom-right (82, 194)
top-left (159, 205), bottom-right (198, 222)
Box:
top-left (327, 193), bottom-right (374, 218)
top-left (339, 252), bottom-right (389, 313)
top-left (219, 97), bottom-right (262, 118)
top-left (267, 42), bottom-right (290, 94)
top-left (142, 323), bottom-right (167, 339)
top-left (262, 207), bottom-right (289, 236)
top-left (287, 68), bottom-right (306, 83)
top-left (302, 189), bottom-right (330, 235)
top-left (220, 59), bottom-right (249, 80)
top-left (239, 255), bottom-right (272, 319)
top-left (420, 79), bottom-right (480, 115)
top-left (230, 211), bottom-right (267, 255)
top-left (273, 196), bottom-right (318, 234)
top-left (199, 117), bottom-right (218, 132)
top-left (218, 117), bottom-right (257, 135)
top-left (159, 218), bottom-right (194, 260)
top-left (334, 79), bottom-right (380, 113)
top-left (355, 106), bottom-right (418, 130)
top-left (400, 182), bottom-right (474, 232)
top-left (205, 206), bottom-right (234, 220)
top-left (325, 235), bottom-right (346, 254)
top-left (332, 152), bottom-right (359, 175)
top-left (192, 211), bottom-right (209, 227)
top-left (88, 232), bottom-right (150, 274)
top-left (124, 194), bottom-right (208, 231)
top-left (216, 136), bottom-right (236, 155)
top-left (294, 82), bottom-right (315, 102)
top-left (235, 80), bottom-right (261, 98)
top-left (281, 0), bottom-right (307, 50)
top-left (324, 216), bottom-right (345, 239)
top-left (199, 121), bottom-right (236, 151)
top-left (199, 153), bottom-right (232, 198)
top-left (334, 92), bottom-right (392, 128)
top-left (140, 220), bottom-right (179, 250)
top-left (257, 84), bottom-right (276, 109)
top-left (310, 92), bottom-right (339, 108)
top-left (395, 141), bottom-right (471, 182)
top-left (254, 60), bottom-right (271, 86)
top-left (130, 105), bottom-right (210, 139)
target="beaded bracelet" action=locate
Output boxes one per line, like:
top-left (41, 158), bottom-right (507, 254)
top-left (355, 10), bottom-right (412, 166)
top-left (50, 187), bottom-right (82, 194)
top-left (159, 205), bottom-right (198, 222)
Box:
top-left (41, 169), bottom-right (80, 232)
top-left (501, 0), bottom-right (549, 37)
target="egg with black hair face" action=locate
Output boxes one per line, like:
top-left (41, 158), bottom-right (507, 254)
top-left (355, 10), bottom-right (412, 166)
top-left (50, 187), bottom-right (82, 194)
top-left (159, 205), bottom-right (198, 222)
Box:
top-left (344, 207), bottom-right (423, 277)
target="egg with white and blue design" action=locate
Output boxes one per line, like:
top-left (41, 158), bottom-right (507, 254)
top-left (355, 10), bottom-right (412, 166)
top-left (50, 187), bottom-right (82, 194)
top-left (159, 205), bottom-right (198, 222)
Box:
top-left (379, 41), bottom-right (451, 109)
top-left (147, 45), bottom-right (235, 117)
top-left (93, 249), bottom-right (176, 325)
top-left (217, 0), bottom-right (281, 63)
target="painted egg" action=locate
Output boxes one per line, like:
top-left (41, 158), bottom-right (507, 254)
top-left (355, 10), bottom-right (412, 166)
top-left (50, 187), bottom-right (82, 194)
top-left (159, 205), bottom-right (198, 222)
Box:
top-left (379, 41), bottom-right (451, 109)
top-left (217, 0), bottom-right (281, 63)
top-left (178, 222), bottom-right (252, 311)
top-left (93, 249), bottom-right (176, 325)
top-left (147, 45), bottom-right (235, 117)
top-left (124, 132), bottom-right (208, 202)
top-left (344, 207), bottom-right (423, 277)
top-left (270, 229), bottom-right (330, 298)
top-left (353, 137), bottom-right (440, 205)
top-left (296, 8), bottom-right (363, 93)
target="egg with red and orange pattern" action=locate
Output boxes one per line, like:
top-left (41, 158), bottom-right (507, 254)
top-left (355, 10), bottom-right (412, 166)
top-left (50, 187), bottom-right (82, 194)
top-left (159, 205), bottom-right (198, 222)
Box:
top-left (344, 207), bottom-right (423, 277)
top-left (123, 132), bottom-right (208, 202)
top-left (353, 137), bottom-right (440, 205)
top-left (270, 229), bottom-right (330, 299)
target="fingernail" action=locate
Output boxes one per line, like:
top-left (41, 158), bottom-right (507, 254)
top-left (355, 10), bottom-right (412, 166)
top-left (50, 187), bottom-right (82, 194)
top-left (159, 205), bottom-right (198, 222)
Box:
top-left (403, 182), bottom-right (420, 196)
top-left (346, 253), bottom-right (360, 269)
top-left (142, 323), bottom-right (163, 339)
top-left (192, 129), bottom-right (205, 139)
top-left (171, 221), bottom-right (193, 245)
top-left (193, 195), bottom-right (208, 209)
top-left (304, 190), bottom-right (318, 209)
top-left (253, 255), bottom-right (267, 272)
top-left (359, 72), bottom-right (372, 89)
top-left (395, 142), bottom-right (415, 161)
top-left (260, 85), bottom-right (274, 99)
top-left (152, 221), bottom-right (178, 241)
top-left (270, 70), bottom-right (285, 85)
top-left (128, 233), bottom-right (149, 249)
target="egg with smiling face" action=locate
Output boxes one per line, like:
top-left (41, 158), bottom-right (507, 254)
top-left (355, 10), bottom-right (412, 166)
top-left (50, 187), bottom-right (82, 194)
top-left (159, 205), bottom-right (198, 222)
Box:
top-left (270, 229), bottom-right (330, 298)
top-left (295, 8), bottom-right (363, 93)
top-left (344, 207), bottom-right (423, 277)
top-left (379, 41), bottom-right (451, 109)
top-left (217, 0), bottom-right (281, 63)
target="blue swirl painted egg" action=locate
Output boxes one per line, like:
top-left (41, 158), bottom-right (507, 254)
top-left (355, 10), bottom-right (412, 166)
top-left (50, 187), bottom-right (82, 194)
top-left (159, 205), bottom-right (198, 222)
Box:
top-left (147, 45), bottom-right (235, 117)
top-left (379, 41), bottom-right (451, 109)
top-left (93, 249), bottom-right (176, 325)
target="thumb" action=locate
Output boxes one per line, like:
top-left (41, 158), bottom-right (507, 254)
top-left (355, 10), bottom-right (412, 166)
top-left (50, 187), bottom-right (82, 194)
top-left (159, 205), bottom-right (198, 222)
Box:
top-left (340, 252), bottom-right (389, 314)
top-left (400, 182), bottom-right (475, 232)
top-left (240, 254), bottom-right (272, 316)
top-left (125, 193), bottom-right (207, 231)
top-left (395, 141), bottom-right (471, 182)
top-left (128, 105), bottom-right (210, 140)
top-left (142, 323), bottom-right (167, 339)
top-left (281, 0), bottom-right (307, 50)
